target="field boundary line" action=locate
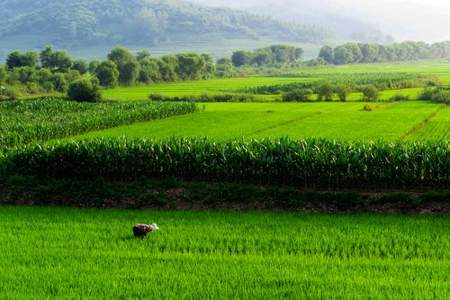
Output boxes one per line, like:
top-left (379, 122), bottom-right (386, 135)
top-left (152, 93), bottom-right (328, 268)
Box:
top-left (245, 111), bottom-right (323, 138)
top-left (400, 106), bottom-right (445, 141)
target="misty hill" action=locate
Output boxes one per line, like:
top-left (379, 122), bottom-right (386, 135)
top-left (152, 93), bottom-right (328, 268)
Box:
top-left (189, 0), bottom-right (393, 43)
top-left (0, 0), bottom-right (329, 49)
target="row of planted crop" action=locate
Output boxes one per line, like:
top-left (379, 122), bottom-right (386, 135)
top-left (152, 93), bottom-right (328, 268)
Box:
top-left (0, 97), bottom-right (198, 150)
top-left (2, 138), bottom-right (448, 189)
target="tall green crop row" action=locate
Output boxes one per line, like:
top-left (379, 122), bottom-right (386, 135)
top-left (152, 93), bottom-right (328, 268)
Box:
top-left (5, 138), bottom-right (449, 189)
top-left (244, 73), bottom-right (438, 94)
top-left (0, 97), bottom-right (198, 150)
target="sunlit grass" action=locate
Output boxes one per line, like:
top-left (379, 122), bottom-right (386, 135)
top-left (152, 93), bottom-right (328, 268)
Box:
top-left (0, 206), bottom-right (448, 299)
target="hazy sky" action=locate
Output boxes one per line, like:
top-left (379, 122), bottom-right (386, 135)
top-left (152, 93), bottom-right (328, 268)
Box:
top-left (190, 0), bottom-right (450, 41)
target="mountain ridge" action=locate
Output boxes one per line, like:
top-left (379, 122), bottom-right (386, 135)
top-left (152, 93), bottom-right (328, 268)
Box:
top-left (0, 0), bottom-right (329, 49)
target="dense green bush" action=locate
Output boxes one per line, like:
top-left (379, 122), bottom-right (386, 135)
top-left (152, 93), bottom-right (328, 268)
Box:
top-left (390, 94), bottom-right (410, 102)
top-left (67, 79), bottom-right (102, 102)
top-left (4, 138), bottom-right (448, 189)
top-left (419, 87), bottom-right (450, 104)
top-left (282, 89), bottom-right (313, 102)
top-left (334, 84), bottom-right (351, 102)
top-left (0, 86), bottom-right (18, 101)
top-left (316, 82), bottom-right (334, 101)
top-left (361, 85), bottom-right (380, 101)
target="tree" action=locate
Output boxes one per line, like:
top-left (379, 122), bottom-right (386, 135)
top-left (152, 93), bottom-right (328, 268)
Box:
top-left (201, 54), bottom-right (215, 79)
top-left (316, 82), bottom-right (334, 101)
top-left (67, 78), bottom-right (102, 102)
top-left (95, 61), bottom-right (119, 87)
top-left (120, 60), bottom-right (140, 85)
top-left (252, 51), bottom-right (272, 67)
top-left (136, 50), bottom-right (151, 61)
top-left (231, 51), bottom-right (252, 67)
top-left (176, 54), bottom-right (201, 80)
top-left (89, 61), bottom-right (100, 74)
top-left (294, 48), bottom-right (304, 61)
top-left (108, 47), bottom-right (134, 65)
top-left (50, 73), bottom-right (68, 92)
top-left (72, 60), bottom-right (88, 74)
top-left (361, 85), bottom-right (379, 101)
top-left (107, 47), bottom-right (139, 85)
top-left (335, 84), bottom-right (351, 102)
top-left (138, 58), bottom-right (161, 83)
top-left (333, 46), bottom-right (353, 65)
top-left (40, 46), bottom-right (53, 68)
top-left (6, 51), bottom-right (38, 68)
top-left (40, 46), bottom-right (72, 71)
top-left (36, 68), bottom-right (54, 91)
top-left (318, 46), bottom-right (334, 64)
top-left (216, 58), bottom-right (233, 78)
top-left (15, 67), bottom-right (37, 84)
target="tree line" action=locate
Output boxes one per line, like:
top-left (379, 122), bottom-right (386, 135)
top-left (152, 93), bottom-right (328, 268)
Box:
top-left (231, 45), bottom-right (304, 67)
top-left (318, 41), bottom-right (450, 65)
top-left (0, 46), bottom-right (218, 100)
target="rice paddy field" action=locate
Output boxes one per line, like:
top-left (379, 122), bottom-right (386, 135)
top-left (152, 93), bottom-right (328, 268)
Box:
top-left (0, 207), bottom-right (449, 299)
top-left (75, 101), bottom-right (449, 142)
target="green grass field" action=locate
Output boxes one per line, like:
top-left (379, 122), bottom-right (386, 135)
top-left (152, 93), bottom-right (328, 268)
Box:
top-left (103, 77), bottom-right (320, 101)
top-left (75, 101), bottom-right (449, 142)
top-left (0, 206), bottom-right (448, 299)
top-left (102, 60), bottom-right (450, 101)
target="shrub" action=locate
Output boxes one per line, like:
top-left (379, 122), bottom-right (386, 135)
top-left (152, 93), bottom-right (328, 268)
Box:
top-left (149, 94), bottom-right (165, 101)
top-left (316, 82), bottom-right (334, 101)
top-left (390, 94), bottom-right (410, 102)
top-left (334, 84), bottom-right (351, 102)
top-left (0, 86), bottom-right (18, 101)
top-left (419, 87), bottom-right (450, 104)
top-left (282, 89), bottom-right (313, 102)
top-left (67, 79), bottom-right (102, 102)
top-left (361, 85), bottom-right (379, 101)
top-left (362, 105), bottom-right (374, 112)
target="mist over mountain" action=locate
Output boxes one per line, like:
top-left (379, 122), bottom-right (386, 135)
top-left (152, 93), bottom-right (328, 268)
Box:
top-left (189, 0), bottom-right (450, 43)
top-left (0, 0), bottom-right (329, 50)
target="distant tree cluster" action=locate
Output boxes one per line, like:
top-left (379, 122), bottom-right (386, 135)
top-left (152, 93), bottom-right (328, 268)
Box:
top-left (231, 45), bottom-right (304, 67)
top-left (319, 41), bottom-right (450, 65)
top-left (0, 46), bottom-right (216, 101)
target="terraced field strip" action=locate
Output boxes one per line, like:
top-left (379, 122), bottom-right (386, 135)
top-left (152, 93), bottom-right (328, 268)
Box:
top-left (73, 102), bottom-right (447, 142)
top-left (400, 106), bottom-right (446, 140)
top-left (408, 105), bottom-right (450, 140)
top-left (0, 207), bottom-right (449, 299)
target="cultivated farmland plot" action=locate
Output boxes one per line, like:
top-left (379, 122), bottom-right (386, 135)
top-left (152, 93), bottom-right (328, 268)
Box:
top-left (0, 207), bottom-right (449, 299)
top-left (75, 101), bottom-right (449, 142)
top-left (0, 54), bottom-right (449, 300)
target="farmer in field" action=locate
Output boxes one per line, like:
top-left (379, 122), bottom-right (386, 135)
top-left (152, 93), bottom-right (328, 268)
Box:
top-left (133, 223), bottom-right (159, 237)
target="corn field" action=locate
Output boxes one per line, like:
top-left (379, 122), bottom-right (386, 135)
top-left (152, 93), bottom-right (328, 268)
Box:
top-left (4, 138), bottom-right (449, 189)
top-left (0, 97), bottom-right (198, 150)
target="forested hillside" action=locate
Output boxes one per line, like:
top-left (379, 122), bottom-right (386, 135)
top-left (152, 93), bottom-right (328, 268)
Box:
top-left (0, 0), bottom-right (328, 49)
